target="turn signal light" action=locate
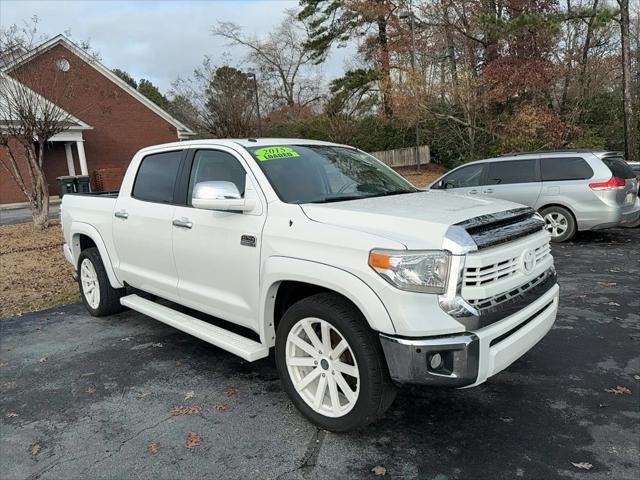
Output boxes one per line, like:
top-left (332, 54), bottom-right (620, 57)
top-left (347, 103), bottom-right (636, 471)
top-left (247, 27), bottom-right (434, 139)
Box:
top-left (368, 252), bottom-right (391, 269)
top-left (588, 176), bottom-right (626, 190)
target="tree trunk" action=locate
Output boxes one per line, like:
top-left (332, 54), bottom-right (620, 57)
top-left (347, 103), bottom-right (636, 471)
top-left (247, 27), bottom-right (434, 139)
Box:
top-left (619, 0), bottom-right (639, 161)
top-left (30, 168), bottom-right (50, 230)
top-left (377, 12), bottom-right (393, 119)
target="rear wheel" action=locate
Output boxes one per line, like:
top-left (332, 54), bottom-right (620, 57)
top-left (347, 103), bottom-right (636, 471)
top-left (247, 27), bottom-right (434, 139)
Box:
top-left (78, 247), bottom-right (126, 316)
top-left (540, 206), bottom-right (576, 242)
top-left (275, 292), bottom-right (396, 432)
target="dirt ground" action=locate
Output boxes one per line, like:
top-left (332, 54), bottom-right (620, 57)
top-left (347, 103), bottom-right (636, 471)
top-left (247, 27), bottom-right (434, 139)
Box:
top-left (0, 222), bottom-right (78, 318)
top-left (395, 164), bottom-right (448, 187)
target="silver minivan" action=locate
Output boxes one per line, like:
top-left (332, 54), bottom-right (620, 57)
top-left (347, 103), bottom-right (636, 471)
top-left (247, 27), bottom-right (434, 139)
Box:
top-left (429, 150), bottom-right (640, 242)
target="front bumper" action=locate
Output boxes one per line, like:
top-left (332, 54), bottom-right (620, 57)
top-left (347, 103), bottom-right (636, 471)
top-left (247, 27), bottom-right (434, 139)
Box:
top-left (380, 283), bottom-right (559, 387)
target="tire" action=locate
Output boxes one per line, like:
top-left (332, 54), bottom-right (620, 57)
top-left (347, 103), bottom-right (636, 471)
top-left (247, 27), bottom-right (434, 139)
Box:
top-left (77, 247), bottom-right (126, 316)
top-left (540, 205), bottom-right (576, 242)
top-left (275, 292), bottom-right (396, 432)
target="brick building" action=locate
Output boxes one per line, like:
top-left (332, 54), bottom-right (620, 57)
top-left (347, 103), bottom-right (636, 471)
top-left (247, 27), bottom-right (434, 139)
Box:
top-left (0, 35), bottom-right (194, 205)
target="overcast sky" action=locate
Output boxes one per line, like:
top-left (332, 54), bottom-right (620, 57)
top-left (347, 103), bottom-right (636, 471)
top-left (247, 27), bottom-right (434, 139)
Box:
top-left (0, 0), bottom-right (354, 93)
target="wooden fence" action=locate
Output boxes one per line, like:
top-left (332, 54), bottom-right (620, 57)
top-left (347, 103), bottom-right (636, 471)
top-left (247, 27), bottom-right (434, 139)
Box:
top-left (371, 145), bottom-right (430, 167)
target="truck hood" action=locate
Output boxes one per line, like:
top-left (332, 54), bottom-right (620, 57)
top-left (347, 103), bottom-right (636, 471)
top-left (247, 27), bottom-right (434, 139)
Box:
top-left (300, 191), bottom-right (525, 250)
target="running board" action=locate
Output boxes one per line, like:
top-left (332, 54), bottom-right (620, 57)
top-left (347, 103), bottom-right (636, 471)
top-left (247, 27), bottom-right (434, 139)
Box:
top-left (120, 294), bottom-right (268, 362)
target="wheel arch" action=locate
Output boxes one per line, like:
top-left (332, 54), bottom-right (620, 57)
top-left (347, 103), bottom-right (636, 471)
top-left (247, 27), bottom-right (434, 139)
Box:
top-left (538, 203), bottom-right (578, 225)
top-left (70, 222), bottom-right (123, 289)
top-left (260, 257), bottom-right (395, 347)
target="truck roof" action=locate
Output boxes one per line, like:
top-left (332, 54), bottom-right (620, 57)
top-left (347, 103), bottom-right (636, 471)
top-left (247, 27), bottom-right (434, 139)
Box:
top-left (137, 138), bottom-right (350, 155)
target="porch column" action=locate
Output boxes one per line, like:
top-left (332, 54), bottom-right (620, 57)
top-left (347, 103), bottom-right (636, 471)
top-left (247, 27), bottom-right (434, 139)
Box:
top-left (64, 143), bottom-right (76, 176)
top-left (76, 140), bottom-right (88, 175)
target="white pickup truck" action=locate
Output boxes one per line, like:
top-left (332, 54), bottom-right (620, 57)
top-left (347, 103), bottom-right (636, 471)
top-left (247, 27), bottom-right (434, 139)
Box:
top-left (61, 139), bottom-right (559, 431)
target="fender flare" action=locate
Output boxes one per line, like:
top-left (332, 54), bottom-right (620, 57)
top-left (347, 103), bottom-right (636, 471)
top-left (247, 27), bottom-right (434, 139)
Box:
top-left (259, 256), bottom-right (395, 346)
top-left (70, 222), bottom-right (124, 289)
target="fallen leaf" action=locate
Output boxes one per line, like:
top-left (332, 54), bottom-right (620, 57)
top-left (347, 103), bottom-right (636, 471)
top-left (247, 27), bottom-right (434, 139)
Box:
top-left (85, 387), bottom-right (96, 394)
top-left (120, 337), bottom-right (132, 342)
top-left (185, 431), bottom-right (201, 449)
top-left (137, 390), bottom-right (152, 399)
top-left (31, 443), bottom-right (41, 456)
top-left (606, 302), bottom-right (621, 307)
top-left (372, 465), bottom-right (387, 476)
top-left (0, 362), bottom-right (7, 368)
top-left (184, 390), bottom-right (195, 400)
top-left (225, 385), bottom-right (239, 397)
top-left (152, 342), bottom-right (163, 348)
top-left (171, 405), bottom-right (202, 416)
top-left (605, 386), bottom-right (631, 395)
top-left (147, 442), bottom-right (160, 454)
top-left (213, 403), bottom-right (228, 412)
top-left (175, 360), bottom-right (183, 368)
top-left (598, 282), bottom-right (617, 287)
top-left (38, 357), bottom-right (47, 363)
top-left (6, 412), bottom-right (18, 418)
top-left (571, 462), bottom-right (593, 470)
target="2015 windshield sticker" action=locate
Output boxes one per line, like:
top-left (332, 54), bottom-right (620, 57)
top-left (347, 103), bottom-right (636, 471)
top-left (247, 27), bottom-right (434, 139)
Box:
top-left (254, 147), bottom-right (300, 161)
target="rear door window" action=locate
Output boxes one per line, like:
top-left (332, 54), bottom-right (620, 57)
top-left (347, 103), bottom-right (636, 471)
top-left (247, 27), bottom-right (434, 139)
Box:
top-left (486, 159), bottom-right (538, 185)
top-left (540, 157), bottom-right (594, 181)
top-left (132, 150), bottom-right (183, 203)
top-left (601, 156), bottom-right (635, 179)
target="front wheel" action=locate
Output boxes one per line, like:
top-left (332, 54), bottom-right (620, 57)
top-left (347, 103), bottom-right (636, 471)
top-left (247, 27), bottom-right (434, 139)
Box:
top-left (78, 247), bottom-right (126, 316)
top-left (275, 292), bottom-right (396, 432)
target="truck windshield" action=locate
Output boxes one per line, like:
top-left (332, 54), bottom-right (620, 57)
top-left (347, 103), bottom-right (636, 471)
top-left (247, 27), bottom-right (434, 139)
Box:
top-left (246, 144), bottom-right (418, 204)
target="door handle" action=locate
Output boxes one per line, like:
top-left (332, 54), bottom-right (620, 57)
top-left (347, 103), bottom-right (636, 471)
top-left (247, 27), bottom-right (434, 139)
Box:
top-left (114, 210), bottom-right (128, 219)
top-left (469, 189), bottom-right (478, 194)
top-left (172, 218), bottom-right (193, 229)
top-left (483, 188), bottom-right (494, 194)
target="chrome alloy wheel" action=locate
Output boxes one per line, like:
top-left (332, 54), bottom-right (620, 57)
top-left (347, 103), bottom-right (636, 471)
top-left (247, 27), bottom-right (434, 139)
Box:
top-left (544, 212), bottom-right (568, 238)
top-left (285, 317), bottom-right (360, 417)
top-left (80, 258), bottom-right (100, 309)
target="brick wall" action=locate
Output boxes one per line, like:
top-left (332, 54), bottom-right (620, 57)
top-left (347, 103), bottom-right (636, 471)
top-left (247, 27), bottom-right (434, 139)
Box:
top-left (1, 42), bottom-right (182, 204)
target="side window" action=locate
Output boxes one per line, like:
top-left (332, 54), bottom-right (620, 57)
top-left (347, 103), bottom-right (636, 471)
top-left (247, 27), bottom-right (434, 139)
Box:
top-left (132, 150), bottom-right (183, 203)
top-left (188, 150), bottom-right (247, 204)
top-left (540, 157), bottom-right (594, 181)
top-left (439, 164), bottom-right (485, 189)
top-left (486, 159), bottom-right (537, 185)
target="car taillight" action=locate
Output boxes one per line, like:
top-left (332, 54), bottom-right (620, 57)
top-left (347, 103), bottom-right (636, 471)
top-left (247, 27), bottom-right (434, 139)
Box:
top-left (588, 176), bottom-right (626, 190)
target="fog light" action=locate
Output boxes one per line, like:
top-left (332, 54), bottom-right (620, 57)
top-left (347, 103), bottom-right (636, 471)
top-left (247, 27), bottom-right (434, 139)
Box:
top-left (429, 353), bottom-right (444, 370)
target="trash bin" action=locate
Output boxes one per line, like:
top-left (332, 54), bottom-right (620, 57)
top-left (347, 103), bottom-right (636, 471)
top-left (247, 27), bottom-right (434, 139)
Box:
top-left (56, 176), bottom-right (76, 197)
top-left (75, 175), bottom-right (91, 193)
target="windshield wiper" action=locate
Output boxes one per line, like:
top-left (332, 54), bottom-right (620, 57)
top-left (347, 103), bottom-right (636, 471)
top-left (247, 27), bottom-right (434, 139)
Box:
top-left (307, 194), bottom-right (370, 204)
top-left (368, 189), bottom-right (420, 198)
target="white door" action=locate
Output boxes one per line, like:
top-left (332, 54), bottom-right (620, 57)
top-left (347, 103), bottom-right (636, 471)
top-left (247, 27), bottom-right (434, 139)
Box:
top-left (172, 148), bottom-right (266, 331)
top-left (112, 149), bottom-right (184, 301)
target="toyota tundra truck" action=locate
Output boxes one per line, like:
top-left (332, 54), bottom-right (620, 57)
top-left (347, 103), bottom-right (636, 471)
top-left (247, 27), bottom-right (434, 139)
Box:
top-left (61, 139), bottom-right (559, 431)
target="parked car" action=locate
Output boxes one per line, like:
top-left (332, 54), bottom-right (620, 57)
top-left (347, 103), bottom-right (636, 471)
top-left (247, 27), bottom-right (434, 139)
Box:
top-left (429, 150), bottom-right (640, 242)
top-left (61, 139), bottom-right (559, 431)
top-left (628, 161), bottom-right (640, 181)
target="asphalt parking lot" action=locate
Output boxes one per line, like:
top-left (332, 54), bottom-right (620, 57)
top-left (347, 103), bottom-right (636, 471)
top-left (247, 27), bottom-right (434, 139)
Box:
top-left (1, 228), bottom-right (638, 480)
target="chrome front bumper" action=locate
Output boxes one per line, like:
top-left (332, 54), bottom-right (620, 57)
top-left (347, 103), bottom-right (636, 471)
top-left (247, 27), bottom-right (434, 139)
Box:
top-left (380, 283), bottom-right (559, 387)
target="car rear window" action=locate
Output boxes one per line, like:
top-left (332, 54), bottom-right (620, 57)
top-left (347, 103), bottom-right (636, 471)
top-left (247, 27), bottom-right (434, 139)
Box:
top-left (601, 156), bottom-right (636, 179)
top-left (540, 157), bottom-right (593, 181)
top-left (133, 150), bottom-right (183, 203)
top-left (486, 159), bottom-right (537, 184)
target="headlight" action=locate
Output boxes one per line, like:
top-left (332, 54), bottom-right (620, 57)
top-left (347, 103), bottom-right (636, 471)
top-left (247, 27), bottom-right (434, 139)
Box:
top-left (368, 249), bottom-right (451, 293)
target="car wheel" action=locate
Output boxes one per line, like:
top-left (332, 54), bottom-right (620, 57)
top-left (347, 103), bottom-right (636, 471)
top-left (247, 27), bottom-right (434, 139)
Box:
top-left (275, 292), bottom-right (396, 432)
top-left (540, 206), bottom-right (576, 242)
top-left (78, 247), bottom-right (126, 316)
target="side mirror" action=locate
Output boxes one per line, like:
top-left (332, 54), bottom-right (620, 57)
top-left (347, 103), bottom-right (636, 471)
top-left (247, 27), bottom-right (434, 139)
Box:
top-left (192, 181), bottom-right (255, 212)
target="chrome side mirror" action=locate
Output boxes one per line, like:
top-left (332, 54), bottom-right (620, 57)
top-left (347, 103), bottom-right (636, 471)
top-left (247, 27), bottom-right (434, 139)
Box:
top-left (192, 180), bottom-right (255, 212)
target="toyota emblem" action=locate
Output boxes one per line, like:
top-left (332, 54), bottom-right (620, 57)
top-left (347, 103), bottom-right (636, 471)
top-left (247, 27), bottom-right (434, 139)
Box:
top-left (521, 248), bottom-right (536, 274)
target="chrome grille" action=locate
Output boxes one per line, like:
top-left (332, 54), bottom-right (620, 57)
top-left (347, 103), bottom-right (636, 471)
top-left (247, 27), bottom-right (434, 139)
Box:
top-left (463, 243), bottom-right (551, 287)
top-left (468, 269), bottom-right (551, 310)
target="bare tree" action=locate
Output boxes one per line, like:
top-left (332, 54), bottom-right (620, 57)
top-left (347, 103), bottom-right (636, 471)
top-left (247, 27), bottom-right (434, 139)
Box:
top-left (0, 22), bottom-right (87, 229)
top-left (212, 11), bottom-right (322, 112)
top-left (618, 0), bottom-right (639, 161)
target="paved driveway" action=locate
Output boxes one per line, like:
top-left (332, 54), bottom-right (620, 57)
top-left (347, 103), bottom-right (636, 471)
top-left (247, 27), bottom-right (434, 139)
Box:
top-left (1, 228), bottom-right (638, 479)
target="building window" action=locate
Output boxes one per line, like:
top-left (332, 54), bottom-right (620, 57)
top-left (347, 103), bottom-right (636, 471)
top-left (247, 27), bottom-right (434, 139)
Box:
top-left (56, 58), bottom-right (70, 72)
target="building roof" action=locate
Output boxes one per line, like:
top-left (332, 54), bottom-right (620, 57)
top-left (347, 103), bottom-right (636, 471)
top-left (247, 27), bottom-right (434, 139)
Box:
top-left (0, 71), bottom-right (92, 130)
top-left (2, 35), bottom-right (195, 139)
